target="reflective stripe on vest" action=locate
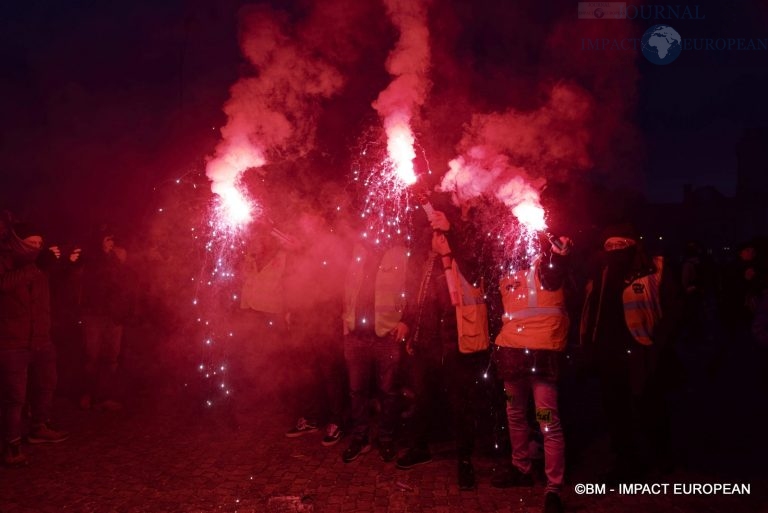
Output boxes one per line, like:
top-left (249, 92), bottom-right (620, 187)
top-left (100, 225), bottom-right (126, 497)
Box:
top-left (496, 258), bottom-right (568, 351)
top-left (504, 306), bottom-right (567, 321)
top-left (457, 267), bottom-right (485, 306)
top-left (622, 256), bottom-right (663, 346)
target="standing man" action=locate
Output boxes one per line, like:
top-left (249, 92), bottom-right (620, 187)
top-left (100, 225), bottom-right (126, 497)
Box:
top-left (234, 228), bottom-right (291, 424)
top-left (340, 233), bottom-right (411, 463)
top-left (0, 221), bottom-right (73, 466)
top-left (580, 224), bottom-right (676, 482)
top-left (79, 228), bottom-right (132, 411)
top-left (492, 234), bottom-right (572, 513)
top-left (396, 204), bottom-right (504, 490)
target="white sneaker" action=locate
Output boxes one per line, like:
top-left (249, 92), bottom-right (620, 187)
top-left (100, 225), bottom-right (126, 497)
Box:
top-left (321, 423), bottom-right (342, 446)
top-left (285, 417), bottom-right (318, 438)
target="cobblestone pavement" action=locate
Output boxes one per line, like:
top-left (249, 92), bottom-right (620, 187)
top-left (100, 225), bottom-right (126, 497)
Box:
top-left (1, 387), bottom-right (765, 513)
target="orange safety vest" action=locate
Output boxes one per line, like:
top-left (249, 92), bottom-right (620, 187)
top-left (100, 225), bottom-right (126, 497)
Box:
top-left (623, 256), bottom-right (663, 345)
top-left (580, 256), bottom-right (663, 346)
top-left (445, 260), bottom-right (490, 353)
top-left (495, 258), bottom-right (568, 351)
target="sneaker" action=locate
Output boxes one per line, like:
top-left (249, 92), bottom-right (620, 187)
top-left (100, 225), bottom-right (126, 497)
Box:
top-left (379, 440), bottom-right (397, 462)
top-left (27, 423), bottom-right (69, 444)
top-left (543, 492), bottom-right (564, 513)
top-left (395, 447), bottom-right (432, 470)
top-left (285, 417), bottom-right (318, 438)
top-left (458, 460), bottom-right (476, 490)
top-left (491, 464), bottom-right (534, 488)
top-left (3, 439), bottom-right (28, 467)
top-left (321, 423), bottom-right (343, 447)
top-left (342, 438), bottom-right (371, 463)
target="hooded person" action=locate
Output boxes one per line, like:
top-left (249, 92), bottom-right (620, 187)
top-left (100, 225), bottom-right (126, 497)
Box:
top-left (77, 224), bottom-right (132, 412)
top-left (8, 222), bottom-right (45, 265)
top-left (0, 220), bottom-right (69, 467)
top-left (579, 222), bottom-right (678, 481)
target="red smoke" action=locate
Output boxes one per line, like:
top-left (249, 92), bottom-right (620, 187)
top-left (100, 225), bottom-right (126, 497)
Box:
top-left (203, 0), bottom-right (643, 236)
top-left (205, 4), bottom-right (345, 228)
top-left (418, 1), bottom-right (643, 233)
top-left (440, 82), bottom-right (594, 230)
top-left (372, 0), bottom-right (432, 185)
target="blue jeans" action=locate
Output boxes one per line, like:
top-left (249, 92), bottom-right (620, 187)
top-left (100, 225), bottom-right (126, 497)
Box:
top-left (344, 331), bottom-right (402, 442)
top-left (505, 377), bottom-right (565, 494)
top-left (0, 349), bottom-right (30, 443)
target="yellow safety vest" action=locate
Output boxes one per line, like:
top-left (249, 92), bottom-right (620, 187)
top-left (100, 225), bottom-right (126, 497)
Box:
top-left (343, 244), bottom-right (409, 337)
top-left (240, 250), bottom-right (287, 314)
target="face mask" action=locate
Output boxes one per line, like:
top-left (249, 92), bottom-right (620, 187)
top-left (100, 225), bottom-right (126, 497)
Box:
top-left (605, 245), bottom-right (636, 270)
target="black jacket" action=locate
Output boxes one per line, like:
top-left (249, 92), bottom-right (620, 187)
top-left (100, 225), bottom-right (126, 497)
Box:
top-left (0, 251), bottom-right (52, 350)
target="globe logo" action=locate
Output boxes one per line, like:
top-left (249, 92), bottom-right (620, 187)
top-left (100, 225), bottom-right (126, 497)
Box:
top-left (641, 25), bottom-right (682, 65)
top-left (594, 8), bottom-right (605, 19)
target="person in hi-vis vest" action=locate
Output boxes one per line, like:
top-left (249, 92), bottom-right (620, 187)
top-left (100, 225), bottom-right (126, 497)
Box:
top-left (340, 233), bottom-right (412, 464)
top-left (580, 223), bottom-right (676, 483)
top-left (492, 234), bottom-right (572, 513)
top-left (395, 204), bottom-right (505, 491)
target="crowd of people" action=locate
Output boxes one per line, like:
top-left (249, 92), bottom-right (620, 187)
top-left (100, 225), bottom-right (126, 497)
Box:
top-left (254, 198), bottom-right (766, 513)
top-left (2, 196), bottom-right (767, 513)
top-left (0, 214), bottom-right (133, 466)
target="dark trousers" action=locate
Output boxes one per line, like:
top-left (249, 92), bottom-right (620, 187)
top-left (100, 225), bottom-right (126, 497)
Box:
top-left (82, 314), bottom-right (123, 401)
top-left (597, 343), bottom-right (670, 473)
top-left (28, 343), bottom-right (57, 426)
top-left (0, 343), bottom-right (57, 442)
top-left (344, 331), bottom-right (402, 443)
top-left (408, 347), bottom-right (499, 461)
top-left (0, 349), bottom-right (29, 443)
top-left (302, 339), bottom-right (347, 428)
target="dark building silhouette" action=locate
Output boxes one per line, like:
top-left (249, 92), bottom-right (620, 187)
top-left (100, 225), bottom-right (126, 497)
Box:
top-left (640, 127), bottom-right (768, 260)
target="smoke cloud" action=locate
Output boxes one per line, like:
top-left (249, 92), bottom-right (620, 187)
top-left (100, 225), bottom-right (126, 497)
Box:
top-left (372, 0), bottom-right (431, 183)
top-left (205, 4), bottom-right (345, 216)
top-left (440, 82), bottom-right (593, 225)
top-left (144, 0), bottom-right (647, 408)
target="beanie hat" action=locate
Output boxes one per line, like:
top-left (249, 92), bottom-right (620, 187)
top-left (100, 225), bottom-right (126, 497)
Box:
top-left (12, 222), bottom-right (42, 240)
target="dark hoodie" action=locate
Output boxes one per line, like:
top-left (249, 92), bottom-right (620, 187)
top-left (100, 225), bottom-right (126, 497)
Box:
top-left (0, 230), bottom-right (52, 350)
top-left (79, 241), bottom-right (132, 323)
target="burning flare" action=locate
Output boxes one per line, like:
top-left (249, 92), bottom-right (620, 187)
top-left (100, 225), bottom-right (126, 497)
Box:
top-left (498, 176), bottom-right (547, 232)
top-left (206, 138), bottom-right (264, 231)
top-left (372, 0), bottom-right (431, 187)
top-left (385, 115), bottom-right (418, 185)
top-left (439, 83), bottom-right (596, 250)
top-left (205, 5), bottom-right (344, 231)
top-left (442, 153), bottom-right (548, 233)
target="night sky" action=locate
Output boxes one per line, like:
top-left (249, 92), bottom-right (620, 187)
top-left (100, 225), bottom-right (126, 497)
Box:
top-left (1, 0), bottom-right (767, 240)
